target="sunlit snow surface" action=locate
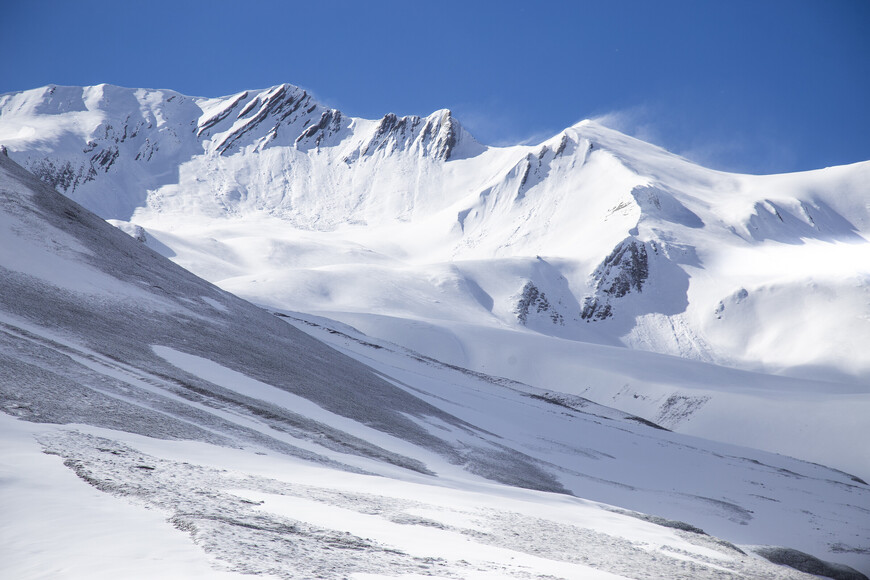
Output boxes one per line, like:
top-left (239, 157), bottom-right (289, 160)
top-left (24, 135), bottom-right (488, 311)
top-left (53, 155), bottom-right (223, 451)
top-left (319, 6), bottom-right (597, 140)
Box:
top-left (2, 85), bottom-right (870, 578)
top-left (5, 414), bottom-right (826, 580)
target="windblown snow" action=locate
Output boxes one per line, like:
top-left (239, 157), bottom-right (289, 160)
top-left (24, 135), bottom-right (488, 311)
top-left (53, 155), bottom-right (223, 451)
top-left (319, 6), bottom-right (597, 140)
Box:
top-left (1, 83), bottom-right (869, 579)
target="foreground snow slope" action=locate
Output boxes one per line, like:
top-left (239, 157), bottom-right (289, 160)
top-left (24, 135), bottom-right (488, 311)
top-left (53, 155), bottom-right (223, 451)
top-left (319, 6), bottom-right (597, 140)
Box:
top-left (1, 150), bottom-right (868, 577)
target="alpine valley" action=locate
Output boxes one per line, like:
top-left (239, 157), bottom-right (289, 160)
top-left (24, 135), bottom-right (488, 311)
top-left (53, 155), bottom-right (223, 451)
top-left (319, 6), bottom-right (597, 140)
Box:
top-left (1, 83), bottom-right (868, 579)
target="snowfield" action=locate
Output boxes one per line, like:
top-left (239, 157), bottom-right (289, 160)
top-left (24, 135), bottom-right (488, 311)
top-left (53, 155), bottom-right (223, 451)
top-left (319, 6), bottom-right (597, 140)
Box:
top-left (1, 83), bottom-right (870, 578)
top-left (9, 414), bottom-right (844, 580)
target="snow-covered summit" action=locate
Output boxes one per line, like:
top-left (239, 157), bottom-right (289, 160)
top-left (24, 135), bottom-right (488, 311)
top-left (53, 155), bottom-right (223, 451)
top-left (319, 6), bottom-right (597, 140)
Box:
top-left (0, 83), bottom-right (483, 222)
top-left (3, 82), bottom-right (869, 373)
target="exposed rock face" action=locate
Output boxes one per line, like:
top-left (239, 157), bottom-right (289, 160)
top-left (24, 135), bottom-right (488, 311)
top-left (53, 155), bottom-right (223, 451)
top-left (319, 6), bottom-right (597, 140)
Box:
top-left (581, 239), bottom-right (650, 321)
top-left (514, 281), bottom-right (565, 326)
top-left (358, 110), bottom-right (459, 161)
top-left (26, 117), bottom-right (142, 193)
top-left (424, 110), bottom-right (459, 161)
top-left (27, 157), bottom-right (97, 193)
top-left (295, 109), bottom-right (343, 150)
top-left (201, 84), bottom-right (326, 154)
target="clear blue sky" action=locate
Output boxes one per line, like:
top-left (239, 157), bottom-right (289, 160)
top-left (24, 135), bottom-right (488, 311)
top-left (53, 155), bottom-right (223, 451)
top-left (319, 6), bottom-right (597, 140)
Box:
top-left (3, 0), bottom-right (868, 174)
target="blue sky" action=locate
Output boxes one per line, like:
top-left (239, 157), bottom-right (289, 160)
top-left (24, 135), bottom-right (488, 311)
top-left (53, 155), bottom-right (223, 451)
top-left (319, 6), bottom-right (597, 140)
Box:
top-left (3, 0), bottom-right (868, 174)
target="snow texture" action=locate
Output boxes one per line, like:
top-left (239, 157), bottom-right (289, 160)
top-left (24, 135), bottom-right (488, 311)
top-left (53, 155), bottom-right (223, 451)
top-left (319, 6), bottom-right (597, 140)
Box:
top-left (2, 85), bottom-right (870, 578)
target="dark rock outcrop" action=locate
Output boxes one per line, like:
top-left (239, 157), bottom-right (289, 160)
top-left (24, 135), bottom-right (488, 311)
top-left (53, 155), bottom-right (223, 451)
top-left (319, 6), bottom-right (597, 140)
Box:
top-left (514, 281), bottom-right (564, 325)
top-left (581, 239), bottom-right (650, 321)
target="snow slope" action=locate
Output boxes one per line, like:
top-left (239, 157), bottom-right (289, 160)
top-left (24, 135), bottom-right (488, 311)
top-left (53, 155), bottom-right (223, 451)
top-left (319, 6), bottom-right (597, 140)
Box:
top-left (3, 82), bottom-right (869, 486)
top-left (2, 84), bottom-right (867, 378)
top-left (1, 146), bottom-right (869, 577)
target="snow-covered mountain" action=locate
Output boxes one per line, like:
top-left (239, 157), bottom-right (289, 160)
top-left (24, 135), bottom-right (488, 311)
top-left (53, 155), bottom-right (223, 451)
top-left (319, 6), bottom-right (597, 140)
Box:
top-left (2, 83), bottom-right (870, 577)
top-left (3, 83), bottom-right (868, 373)
top-left (1, 145), bottom-right (869, 579)
top-left (3, 83), bottom-right (867, 479)
top-left (0, 83), bottom-right (478, 222)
